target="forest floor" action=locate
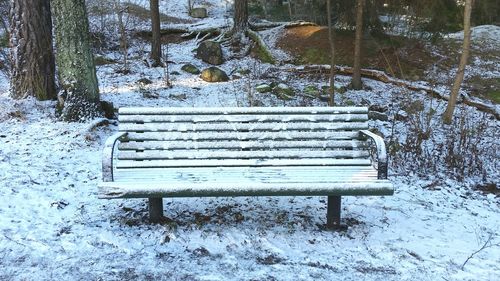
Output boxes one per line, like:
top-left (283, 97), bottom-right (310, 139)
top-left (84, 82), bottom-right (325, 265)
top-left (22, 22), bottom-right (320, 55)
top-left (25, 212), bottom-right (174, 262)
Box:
top-left (0, 0), bottom-right (499, 280)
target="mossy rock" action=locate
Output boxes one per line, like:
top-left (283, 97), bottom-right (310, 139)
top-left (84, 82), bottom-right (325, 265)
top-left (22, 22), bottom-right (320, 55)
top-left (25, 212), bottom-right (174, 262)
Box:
top-left (256, 84), bottom-right (272, 93)
top-left (181, 63), bottom-right (201, 74)
top-left (200, 67), bottom-right (229, 82)
top-left (273, 83), bottom-right (295, 100)
top-left (196, 40), bottom-right (223, 65)
top-left (303, 85), bottom-right (320, 98)
top-left (237, 69), bottom-right (251, 75)
top-left (190, 7), bottom-right (207, 18)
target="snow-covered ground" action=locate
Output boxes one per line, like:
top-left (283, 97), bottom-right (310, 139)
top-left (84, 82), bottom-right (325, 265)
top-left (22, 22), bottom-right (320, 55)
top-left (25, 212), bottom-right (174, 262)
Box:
top-left (0, 1), bottom-right (499, 280)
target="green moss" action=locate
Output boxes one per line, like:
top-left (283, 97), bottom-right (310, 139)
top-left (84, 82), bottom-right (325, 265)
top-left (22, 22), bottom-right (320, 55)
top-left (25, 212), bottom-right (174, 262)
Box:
top-left (488, 90), bottom-right (500, 104)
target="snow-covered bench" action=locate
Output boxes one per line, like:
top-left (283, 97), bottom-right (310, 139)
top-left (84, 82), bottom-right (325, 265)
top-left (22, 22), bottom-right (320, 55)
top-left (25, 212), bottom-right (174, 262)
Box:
top-left (98, 107), bottom-right (393, 227)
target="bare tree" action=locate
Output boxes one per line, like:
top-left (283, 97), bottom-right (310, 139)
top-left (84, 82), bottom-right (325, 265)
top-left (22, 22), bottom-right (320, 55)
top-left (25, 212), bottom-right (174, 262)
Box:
top-left (52, 0), bottom-right (102, 121)
top-left (233, 0), bottom-right (249, 35)
top-left (150, 0), bottom-right (162, 66)
top-left (443, 0), bottom-right (473, 124)
top-left (351, 0), bottom-right (364, 90)
top-left (327, 0), bottom-right (336, 106)
top-left (10, 0), bottom-right (56, 100)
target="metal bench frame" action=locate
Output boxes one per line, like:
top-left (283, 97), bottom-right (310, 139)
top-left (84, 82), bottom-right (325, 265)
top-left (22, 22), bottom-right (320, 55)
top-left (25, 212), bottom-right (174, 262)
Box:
top-left (99, 107), bottom-right (393, 227)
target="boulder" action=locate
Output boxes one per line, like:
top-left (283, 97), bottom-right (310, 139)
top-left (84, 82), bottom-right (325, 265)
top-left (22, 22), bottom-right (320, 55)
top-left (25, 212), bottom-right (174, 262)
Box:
top-left (196, 41), bottom-right (223, 65)
top-left (200, 67), bottom-right (229, 82)
top-left (181, 63), bottom-right (201, 74)
top-left (368, 111), bottom-right (389, 122)
top-left (303, 85), bottom-right (320, 98)
top-left (190, 7), bottom-right (207, 19)
top-left (273, 83), bottom-right (295, 100)
top-left (256, 84), bottom-right (272, 93)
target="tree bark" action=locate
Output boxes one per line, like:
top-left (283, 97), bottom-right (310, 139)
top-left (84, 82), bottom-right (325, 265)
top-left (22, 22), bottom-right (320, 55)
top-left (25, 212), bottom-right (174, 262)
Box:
top-left (233, 0), bottom-right (249, 35)
top-left (150, 0), bottom-right (162, 66)
top-left (443, 0), bottom-right (473, 124)
top-left (52, 0), bottom-right (102, 121)
top-left (10, 0), bottom-right (56, 100)
top-left (352, 0), bottom-right (364, 90)
top-left (327, 0), bottom-right (336, 106)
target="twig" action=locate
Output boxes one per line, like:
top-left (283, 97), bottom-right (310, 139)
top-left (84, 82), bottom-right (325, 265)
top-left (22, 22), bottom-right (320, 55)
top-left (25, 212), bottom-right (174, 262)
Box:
top-left (461, 233), bottom-right (499, 270)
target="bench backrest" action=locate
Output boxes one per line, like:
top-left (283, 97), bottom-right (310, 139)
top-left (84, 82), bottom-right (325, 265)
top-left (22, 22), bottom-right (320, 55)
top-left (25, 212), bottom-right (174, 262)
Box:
top-left (116, 107), bottom-right (372, 169)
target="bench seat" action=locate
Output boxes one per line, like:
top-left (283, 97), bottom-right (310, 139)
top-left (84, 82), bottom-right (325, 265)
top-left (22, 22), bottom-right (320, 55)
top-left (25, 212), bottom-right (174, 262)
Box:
top-left (99, 166), bottom-right (393, 198)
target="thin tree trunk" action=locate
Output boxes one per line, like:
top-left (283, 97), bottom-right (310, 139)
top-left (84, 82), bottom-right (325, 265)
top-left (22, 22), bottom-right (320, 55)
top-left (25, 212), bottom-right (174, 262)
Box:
top-left (233, 0), bottom-right (249, 35)
top-left (352, 0), bottom-right (364, 90)
top-left (10, 0), bottom-right (56, 100)
top-left (150, 0), bottom-right (162, 66)
top-left (443, 0), bottom-right (473, 124)
top-left (327, 0), bottom-right (336, 106)
top-left (52, 0), bottom-right (102, 121)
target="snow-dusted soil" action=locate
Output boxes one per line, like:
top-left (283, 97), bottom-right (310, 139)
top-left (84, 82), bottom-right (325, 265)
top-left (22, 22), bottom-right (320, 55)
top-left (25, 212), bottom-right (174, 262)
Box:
top-left (1, 1), bottom-right (499, 280)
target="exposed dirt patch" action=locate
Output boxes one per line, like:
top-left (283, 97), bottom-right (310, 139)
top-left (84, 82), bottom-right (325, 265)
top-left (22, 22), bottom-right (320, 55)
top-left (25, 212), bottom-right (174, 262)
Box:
top-left (277, 26), bottom-right (437, 81)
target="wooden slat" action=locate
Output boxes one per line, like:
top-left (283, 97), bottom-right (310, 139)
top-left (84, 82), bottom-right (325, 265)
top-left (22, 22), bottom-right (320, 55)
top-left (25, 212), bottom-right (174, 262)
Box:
top-left (118, 140), bottom-right (369, 151)
top-left (119, 122), bottom-right (369, 133)
top-left (119, 107), bottom-right (369, 115)
top-left (113, 167), bottom-right (378, 182)
top-left (98, 180), bottom-right (394, 198)
top-left (119, 113), bottom-right (368, 123)
top-left (115, 158), bottom-right (373, 168)
top-left (117, 149), bottom-right (370, 160)
top-left (125, 131), bottom-right (361, 141)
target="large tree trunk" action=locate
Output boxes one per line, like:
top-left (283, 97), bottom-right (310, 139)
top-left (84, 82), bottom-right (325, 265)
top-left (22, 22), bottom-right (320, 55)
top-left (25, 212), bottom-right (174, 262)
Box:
top-left (351, 0), bottom-right (364, 90)
top-left (327, 0), bottom-right (336, 106)
top-left (443, 0), bottom-right (473, 124)
top-left (150, 0), bottom-right (162, 66)
top-left (10, 0), bottom-right (56, 100)
top-left (233, 0), bottom-right (249, 35)
top-left (52, 0), bottom-right (102, 121)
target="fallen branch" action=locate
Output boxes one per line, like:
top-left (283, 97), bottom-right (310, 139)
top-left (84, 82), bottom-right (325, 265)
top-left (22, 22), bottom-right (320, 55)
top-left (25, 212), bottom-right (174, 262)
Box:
top-left (250, 20), bottom-right (318, 31)
top-left (291, 65), bottom-right (500, 120)
top-left (461, 233), bottom-right (499, 270)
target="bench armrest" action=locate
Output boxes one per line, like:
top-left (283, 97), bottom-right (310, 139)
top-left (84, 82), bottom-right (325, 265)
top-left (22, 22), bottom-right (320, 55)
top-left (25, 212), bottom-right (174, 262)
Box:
top-left (359, 130), bottom-right (388, 179)
top-left (102, 132), bottom-right (127, 182)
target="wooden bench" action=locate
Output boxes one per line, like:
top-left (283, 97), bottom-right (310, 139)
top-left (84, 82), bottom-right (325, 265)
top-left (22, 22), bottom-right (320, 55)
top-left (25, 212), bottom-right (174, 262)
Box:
top-left (99, 107), bottom-right (393, 227)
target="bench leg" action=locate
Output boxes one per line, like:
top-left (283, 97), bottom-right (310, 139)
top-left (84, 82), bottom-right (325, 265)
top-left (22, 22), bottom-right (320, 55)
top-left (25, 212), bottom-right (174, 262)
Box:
top-left (327, 196), bottom-right (341, 228)
top-left (148, 198), bottom-right (163, 223)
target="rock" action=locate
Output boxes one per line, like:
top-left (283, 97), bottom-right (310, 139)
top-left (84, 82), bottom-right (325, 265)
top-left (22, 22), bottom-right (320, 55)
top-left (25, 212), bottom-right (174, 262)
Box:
top-left (395, 110), bottom-right (409, 121)
top-left (196, 41), bottom-right (223, 65)
top-left (200, 67), bottom-right (229, 82)
top-left (256, 84), bottom-right (272, 93)
top-left (137, 78), bottom-right (153, 85)
top-left (369, 104), bottom-right (388, 113)
top-left (236, 69), bottom-right (251, 75)
top-left (181, 63), bottom-right (201, 74)
top-left (273, 83), bottom-right (295, 100)
top-left (170, 71), bottom-right (180, 75)
top-left (190, 7), bottom-right (207, 18)
top-left (303, 85), bottom-right (320, 98)
top-left (142, 91), bottom-right (159, 99)
top-left (368, 111), bottom-right (389, 121)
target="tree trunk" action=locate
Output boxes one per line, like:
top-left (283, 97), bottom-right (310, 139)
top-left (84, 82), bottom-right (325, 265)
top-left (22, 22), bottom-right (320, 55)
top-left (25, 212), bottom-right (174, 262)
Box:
top-left (327, 0), bottom-right (336, 106)
top-left (52, 0), bottom-right (102, 121)
top-left (10, 0), bottom-right (56, 100)
top-left (352, 0), bottom-right (364, 90)
top-left (443, 0), bottom-right (473, 124)
top-left (233, 0), bottom-right (248, 35)
top-left (150, 0), bottom-right (162, 66)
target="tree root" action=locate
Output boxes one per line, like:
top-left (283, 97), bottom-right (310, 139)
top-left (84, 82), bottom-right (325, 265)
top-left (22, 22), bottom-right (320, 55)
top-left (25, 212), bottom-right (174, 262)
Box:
top-left (291, 65), bottom-right (500, 120)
